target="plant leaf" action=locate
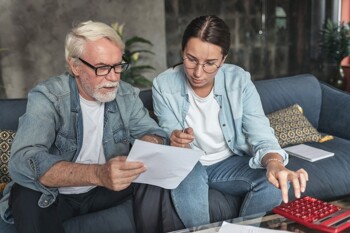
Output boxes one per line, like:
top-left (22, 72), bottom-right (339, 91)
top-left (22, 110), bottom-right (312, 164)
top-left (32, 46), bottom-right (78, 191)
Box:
top-left (125, 36), bottom-right (153, 47)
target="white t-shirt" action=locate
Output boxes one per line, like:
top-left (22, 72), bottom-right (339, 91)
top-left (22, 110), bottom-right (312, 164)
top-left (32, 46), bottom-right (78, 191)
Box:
top-left (59, 96), bottom-right (106, 194)
top-left (185, 84), bottom-right (232, 166)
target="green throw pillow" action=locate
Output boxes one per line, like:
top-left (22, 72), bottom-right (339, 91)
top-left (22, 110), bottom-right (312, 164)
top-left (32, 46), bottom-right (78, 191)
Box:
top-left (267, 104), bottom-right (322, 147)
top-left (0, 130), bottom-right (15, 184)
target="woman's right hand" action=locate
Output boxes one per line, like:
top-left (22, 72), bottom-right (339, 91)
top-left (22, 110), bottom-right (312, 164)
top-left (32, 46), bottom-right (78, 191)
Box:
top-left (170, 127), bottom-right (195, 148)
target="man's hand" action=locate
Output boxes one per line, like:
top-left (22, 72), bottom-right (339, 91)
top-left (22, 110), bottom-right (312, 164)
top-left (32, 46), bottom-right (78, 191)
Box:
top-left (170, 127), bottom-right (194, 148)
top-left (96, 156), bottom-right (146, 191)
top-left (265, 159), bottom-right (308, 203)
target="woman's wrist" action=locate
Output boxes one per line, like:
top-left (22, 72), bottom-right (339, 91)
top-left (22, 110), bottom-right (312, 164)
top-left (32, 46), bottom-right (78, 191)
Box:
top-left (263, 158), bottom-right (284, 168)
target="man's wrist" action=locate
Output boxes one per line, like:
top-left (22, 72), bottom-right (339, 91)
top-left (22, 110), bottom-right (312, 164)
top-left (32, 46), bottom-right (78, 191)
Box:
top-left (150, 136), bottom-right (159, 144)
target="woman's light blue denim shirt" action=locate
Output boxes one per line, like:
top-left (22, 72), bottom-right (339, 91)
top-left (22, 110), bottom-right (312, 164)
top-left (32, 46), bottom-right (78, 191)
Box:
top-left (152, 64), bottom-right (288, 169)
top-left (0, 73), bottom-right (167, 223)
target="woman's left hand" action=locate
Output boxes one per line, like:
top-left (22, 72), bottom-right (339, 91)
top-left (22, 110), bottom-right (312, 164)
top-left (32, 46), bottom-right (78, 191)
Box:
top-left (265, 160), bottom-right (308, 203)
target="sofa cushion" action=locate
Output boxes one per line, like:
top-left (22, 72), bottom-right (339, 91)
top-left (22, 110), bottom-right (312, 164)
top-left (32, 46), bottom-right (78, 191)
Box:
top-left (0, 130), bottom-right (15, 187)
top-left (286, 137), bottom-right (350, 201)
top-left (267, 104), bottom-right (322, 147)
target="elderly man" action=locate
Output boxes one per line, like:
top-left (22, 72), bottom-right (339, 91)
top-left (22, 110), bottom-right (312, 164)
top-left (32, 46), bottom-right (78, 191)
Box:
top-left (0, 20), bottom-right (167, 233)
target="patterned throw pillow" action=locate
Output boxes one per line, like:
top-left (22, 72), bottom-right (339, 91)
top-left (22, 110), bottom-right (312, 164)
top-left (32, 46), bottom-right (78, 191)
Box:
top-left (267, 104), bottom-right (322, 148)
top-left (0, 130), bottom-right (16, 184)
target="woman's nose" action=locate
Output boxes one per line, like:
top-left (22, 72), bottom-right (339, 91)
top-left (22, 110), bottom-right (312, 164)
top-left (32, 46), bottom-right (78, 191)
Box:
top-left (194, 63), bottom-right (204, 77)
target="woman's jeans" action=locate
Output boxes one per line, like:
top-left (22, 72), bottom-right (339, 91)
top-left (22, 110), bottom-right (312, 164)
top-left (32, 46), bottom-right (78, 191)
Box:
top-left (171, 155), bottom-right (283, 228)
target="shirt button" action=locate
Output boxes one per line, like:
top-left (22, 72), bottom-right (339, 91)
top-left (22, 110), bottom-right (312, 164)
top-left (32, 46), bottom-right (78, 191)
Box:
top-left (42, 200), bottom-right (49, 207)
top-left (228, 140), bottom-right (231, 143)
top-left (222, 124), bottom-right (226, 127)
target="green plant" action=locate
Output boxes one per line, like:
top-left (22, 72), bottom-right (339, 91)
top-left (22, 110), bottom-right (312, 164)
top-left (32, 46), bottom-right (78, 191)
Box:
top-left (320, 19), bottom-right (350, 65)
top-left (111, 22), bottom-right (154, 87)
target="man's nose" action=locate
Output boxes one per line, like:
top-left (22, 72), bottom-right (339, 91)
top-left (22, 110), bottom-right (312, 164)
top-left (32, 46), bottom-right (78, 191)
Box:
top-left (105, 70), bottom-right (121, 82)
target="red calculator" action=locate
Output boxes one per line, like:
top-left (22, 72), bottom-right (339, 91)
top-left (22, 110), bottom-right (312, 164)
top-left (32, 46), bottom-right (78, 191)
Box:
top-left (272, 196), bottom-right (350, 233)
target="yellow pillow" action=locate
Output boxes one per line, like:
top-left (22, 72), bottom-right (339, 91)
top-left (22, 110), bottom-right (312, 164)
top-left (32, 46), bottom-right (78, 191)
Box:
top-left (267, 104), bottom-right (322, 147)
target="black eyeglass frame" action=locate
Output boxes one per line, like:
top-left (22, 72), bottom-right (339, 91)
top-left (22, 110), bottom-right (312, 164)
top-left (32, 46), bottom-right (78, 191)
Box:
top-left (78, 57), bottom-right (129, 76)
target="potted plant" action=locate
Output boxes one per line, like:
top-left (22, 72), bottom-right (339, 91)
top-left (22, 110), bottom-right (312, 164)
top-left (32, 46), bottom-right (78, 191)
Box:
top-left (320, 19), bottom-right (350, 88)
top-left (0, 47), bottom-right (9, 98)
top-left (111, 22), bottom-right (155, 87)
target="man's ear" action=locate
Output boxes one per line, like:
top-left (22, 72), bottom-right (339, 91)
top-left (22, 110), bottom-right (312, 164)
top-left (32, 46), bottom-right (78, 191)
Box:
top-left (68, 58), bottom-right (80, 76)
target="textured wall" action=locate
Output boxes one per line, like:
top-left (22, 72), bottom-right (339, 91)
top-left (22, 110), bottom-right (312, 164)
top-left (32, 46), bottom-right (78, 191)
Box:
top-left (0, 0), bottom-right (166, 98)
top-left (164, 0), bottom-right (329, 82)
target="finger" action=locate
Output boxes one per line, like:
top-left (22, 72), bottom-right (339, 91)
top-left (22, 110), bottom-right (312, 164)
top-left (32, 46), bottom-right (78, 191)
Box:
top-left (170, 130), bottom-right (193, 146)
top-left (112, 156), bottom-right (128, 161)
top-left (266, 171), bottom-right (280, 188)
top-left (297, 171), bottom-right (307, 193)
top-left (290, 174), bottom-right (301, 199)
top-left (110, 157), bottom-right (145, 170)
top-left (184, 127), bottom-right (194, 136)
top-left (280, 179), bottom-right (289, 203)
top-left (110, 180), bottom-right (132, 191)
top-left (113, 166), bottom-right (146, 181)
top-left (170, 130), bottom-right (185, 143)
top-left (298, 168), bottom-right (309, 181)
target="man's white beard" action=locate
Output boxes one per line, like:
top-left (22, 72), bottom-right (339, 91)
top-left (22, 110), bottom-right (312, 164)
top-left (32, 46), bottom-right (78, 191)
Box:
top-left (81, 77), bottom-right (119, 103)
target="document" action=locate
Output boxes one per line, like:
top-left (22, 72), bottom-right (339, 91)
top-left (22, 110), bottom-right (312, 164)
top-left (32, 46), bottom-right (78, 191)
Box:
top-left (127, 140), bottom-right (204, 189)
top-left (284, 144), bottom-right (334, 162)
top-left (219, 221), bottom-right (290, 233)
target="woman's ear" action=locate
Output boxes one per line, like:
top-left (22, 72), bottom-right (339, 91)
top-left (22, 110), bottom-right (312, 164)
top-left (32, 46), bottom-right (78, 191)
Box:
top-left (68, 58), bottom-right (80, 76)
top-left (221, 55), bottom-right (228, 64)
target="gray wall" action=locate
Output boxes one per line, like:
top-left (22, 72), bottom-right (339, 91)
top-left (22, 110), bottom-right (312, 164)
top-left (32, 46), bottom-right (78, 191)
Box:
top-left (0, 0), bottom-right (166, 98)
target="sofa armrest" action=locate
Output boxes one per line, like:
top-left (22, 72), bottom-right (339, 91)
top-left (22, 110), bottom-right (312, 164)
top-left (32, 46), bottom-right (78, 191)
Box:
top-left (318, 83), bottom-right (350, 140)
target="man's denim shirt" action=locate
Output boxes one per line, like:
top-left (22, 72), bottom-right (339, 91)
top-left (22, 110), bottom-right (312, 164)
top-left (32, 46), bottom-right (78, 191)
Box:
top-left (152, 64), bottom-right (288, 169)
top-left (0, 73), bottom-right (167, 223)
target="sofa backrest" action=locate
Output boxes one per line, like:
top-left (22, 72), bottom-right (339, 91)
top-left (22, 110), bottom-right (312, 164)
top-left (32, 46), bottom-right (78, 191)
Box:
top-left (0, 74), bottom-right (322, 131)
top-left (0, 91), bottom-right (154, 131)
top-left (0, 98), bottom-right (27, 131)
top-left (254, 74), bottom-right (322, 128)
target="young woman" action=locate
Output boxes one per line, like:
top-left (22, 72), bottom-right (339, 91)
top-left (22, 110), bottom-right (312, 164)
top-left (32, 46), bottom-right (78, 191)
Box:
top-left (152, 15), bottom-right (309, 228)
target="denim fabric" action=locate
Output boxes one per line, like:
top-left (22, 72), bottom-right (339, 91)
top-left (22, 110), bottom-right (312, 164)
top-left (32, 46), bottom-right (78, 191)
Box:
top-left (171, 156), bottom-right (282, 227)
top-left (170, 163), bottom-right (210, 227)
top-left (152, 64), bottom-right (288, 169)
top-left (0, 73), bottom-right (167, 223)
top-left (153, 64), bottom-right (287, 228)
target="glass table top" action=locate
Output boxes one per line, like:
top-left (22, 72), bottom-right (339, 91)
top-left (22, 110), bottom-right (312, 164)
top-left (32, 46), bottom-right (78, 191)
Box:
top-left (168, 195), bottom-right (350, 233)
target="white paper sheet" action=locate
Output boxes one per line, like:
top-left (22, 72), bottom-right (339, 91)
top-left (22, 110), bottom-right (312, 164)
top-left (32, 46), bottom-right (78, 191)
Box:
top-left (127, 140), bottom-right (204, 189)
top-left (219, 221), bottom-right (290, 233)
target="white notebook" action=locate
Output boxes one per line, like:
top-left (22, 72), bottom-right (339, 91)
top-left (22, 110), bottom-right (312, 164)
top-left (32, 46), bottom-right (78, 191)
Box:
top-left (284, 144), bottom-right (334, 162)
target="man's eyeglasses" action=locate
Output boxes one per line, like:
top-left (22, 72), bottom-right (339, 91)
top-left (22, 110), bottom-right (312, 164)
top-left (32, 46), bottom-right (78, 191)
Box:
top-left (78, 58), bottom-right (129, 76)
top-left (183, 57), bottom-right (220, 74)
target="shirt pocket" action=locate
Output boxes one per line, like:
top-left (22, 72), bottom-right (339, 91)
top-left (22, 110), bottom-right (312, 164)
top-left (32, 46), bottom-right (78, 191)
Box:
top-left (55, 133), bottom-right (77, 154)
top-left (113, 127), bottom-right (130, 145)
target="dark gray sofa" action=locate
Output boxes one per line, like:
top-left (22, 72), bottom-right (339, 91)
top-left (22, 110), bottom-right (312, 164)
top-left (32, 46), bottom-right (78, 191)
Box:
top-left (0, 92), bottom-right (240, 233)
top-left (1, 73), bottom-right (350, 232)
